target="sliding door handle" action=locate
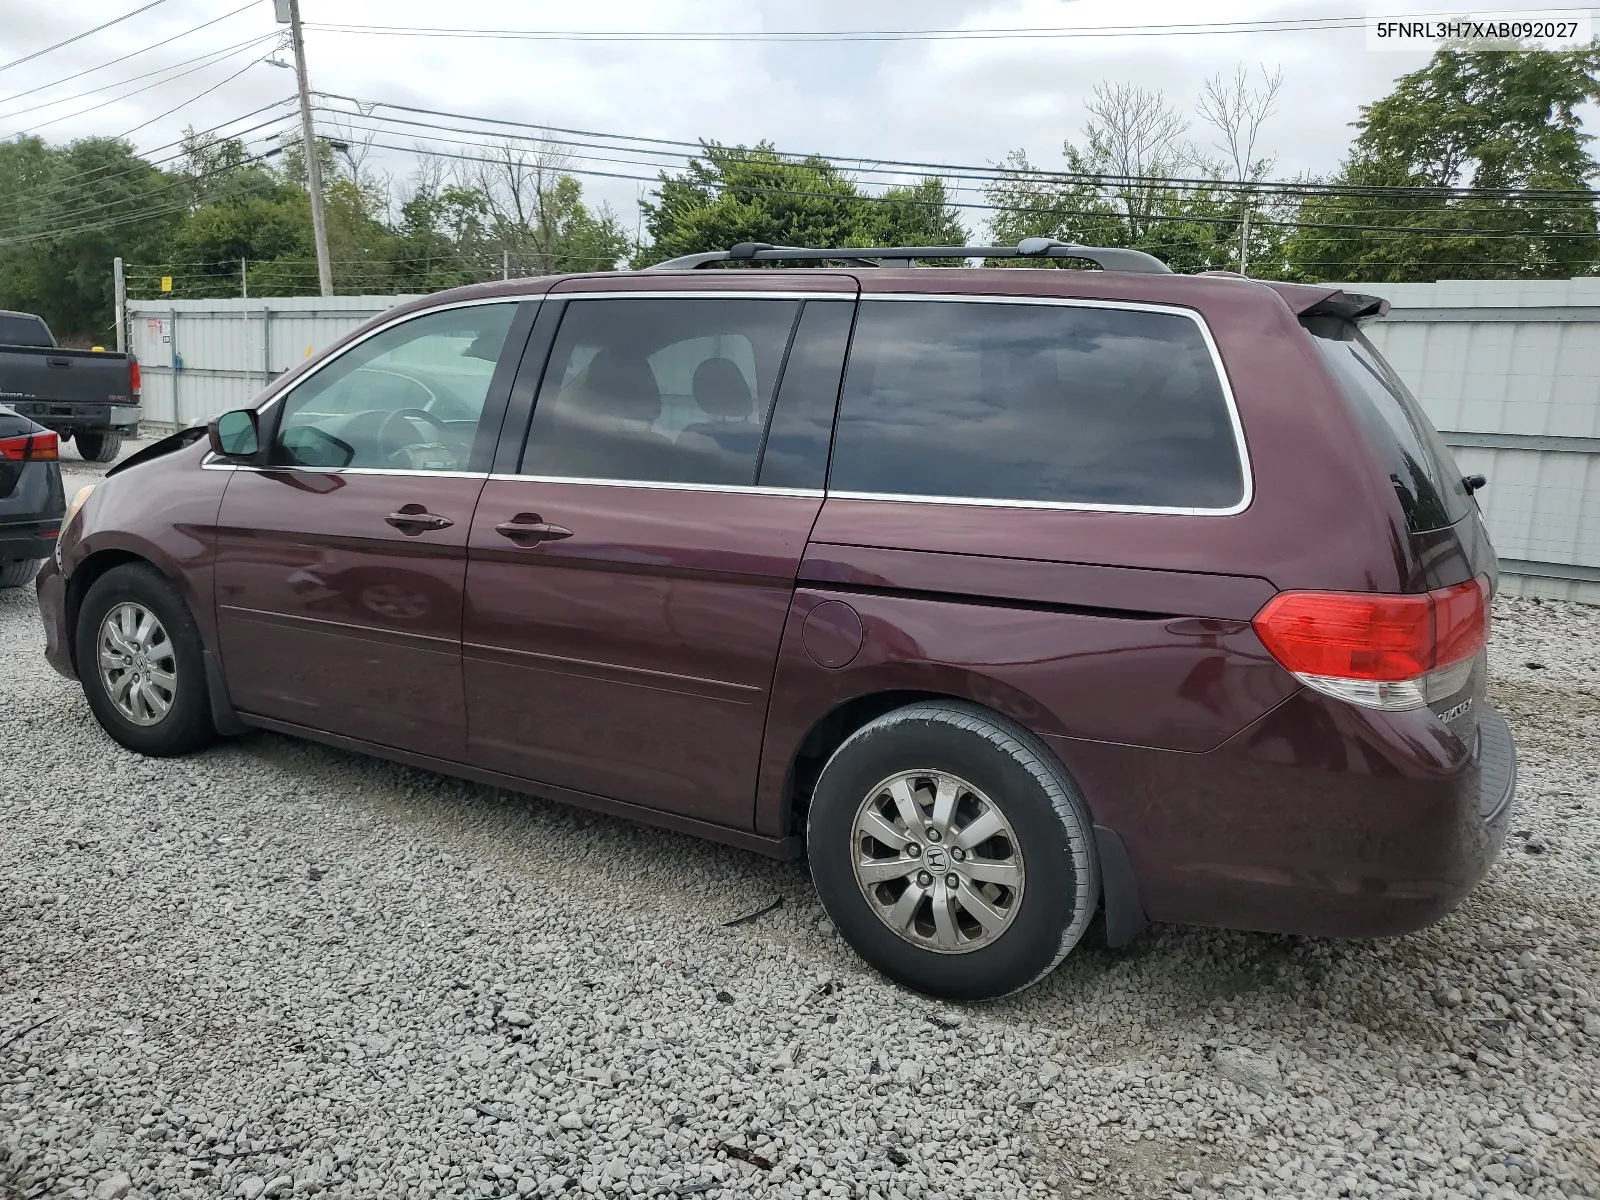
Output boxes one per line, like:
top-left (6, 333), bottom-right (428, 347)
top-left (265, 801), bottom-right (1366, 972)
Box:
top-left (495, 513), bottom-right (573, 544)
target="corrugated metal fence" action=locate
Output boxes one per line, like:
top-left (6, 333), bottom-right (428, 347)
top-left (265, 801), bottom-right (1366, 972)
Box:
top-left (127, 295), bottom-right (420, 429)
top-left (128, 281), bottom-right (1600, 603)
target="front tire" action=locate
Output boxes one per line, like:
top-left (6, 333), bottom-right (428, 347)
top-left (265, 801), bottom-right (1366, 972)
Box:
top-left (807, 701), bottom-right (1099, 1001)
top-left (0, 559), bottom-right (41, 588)
top-left (75, 563), bottom-right (215, 757)
top-left (76, 432), bottom-right (123, 463)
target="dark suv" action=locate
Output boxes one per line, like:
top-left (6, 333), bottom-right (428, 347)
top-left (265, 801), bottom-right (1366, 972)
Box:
top-left (36, 240), bottom-right (1515, 1000)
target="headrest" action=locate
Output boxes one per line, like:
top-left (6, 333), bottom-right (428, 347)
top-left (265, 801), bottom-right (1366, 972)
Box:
top-left (582, 348), bottom-right (661, 423)
top-left (692, 357), bottom-right (754, 418)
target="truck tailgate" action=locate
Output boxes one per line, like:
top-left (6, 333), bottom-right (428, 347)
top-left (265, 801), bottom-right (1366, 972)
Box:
top-left (0, 345), bottom-right (136, 407)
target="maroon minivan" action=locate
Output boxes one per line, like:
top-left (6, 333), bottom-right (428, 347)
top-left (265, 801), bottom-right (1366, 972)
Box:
top-left (37, 240), bottom-right (1515, 1000)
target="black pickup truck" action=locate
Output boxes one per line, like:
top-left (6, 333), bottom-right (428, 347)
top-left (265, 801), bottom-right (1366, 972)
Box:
top-left (0, 309), bottom-right (140, 462)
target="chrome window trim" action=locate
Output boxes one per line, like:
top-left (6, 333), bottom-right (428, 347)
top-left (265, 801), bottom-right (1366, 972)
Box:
top-left (254, 295), bottom-right (531, 419)
top-left (486, 472), bottom-right (823, 499)
top-left (200, 455), bottom-right (484, 480)
top-left (829, 293), bottom-right (1254, 518)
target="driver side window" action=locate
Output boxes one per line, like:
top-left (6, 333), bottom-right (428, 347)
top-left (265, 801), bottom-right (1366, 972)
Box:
top-left (272, 303), bottom-right (518, 471)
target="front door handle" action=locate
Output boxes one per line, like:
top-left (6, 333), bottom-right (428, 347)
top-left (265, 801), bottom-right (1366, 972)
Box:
top-left (495, 513), bottom-right (573, 544)
top-left (385, 506), bottom-right (454, 533)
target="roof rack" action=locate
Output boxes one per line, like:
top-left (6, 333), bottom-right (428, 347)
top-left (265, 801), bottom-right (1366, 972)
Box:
top-left (644, 237), bottom-right (1172, 274)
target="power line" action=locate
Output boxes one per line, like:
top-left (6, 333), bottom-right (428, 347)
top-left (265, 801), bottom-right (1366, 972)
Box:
top-left (315, 92), bottom-right (1600, 204)
top-left (4, 37), bottom-right (279, 138)
top-left (0, 104), bottom-right (298, 224)
top-left (302, 7), bottom-right (1591, 43)
top-left (340, 133), bottom-right (1600, 241)
top-left (0, 117), bottom-right (295, 243)
top-left (0, 1), bottom-right (170, 73)
top-left (0, 1), bottom-right (262, 106)
top-left (113, 56), bottom-right (273, 143)
top-left (318, 104), bottom-right (1600, 222)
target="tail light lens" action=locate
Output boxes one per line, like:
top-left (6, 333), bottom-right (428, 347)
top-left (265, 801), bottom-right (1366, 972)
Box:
top-left (1253, 577), bottom-right (1489, 710)
top-left (0, 431), bottom-right (59, 462)
top-left (129, 359), bottom-right (142, 398)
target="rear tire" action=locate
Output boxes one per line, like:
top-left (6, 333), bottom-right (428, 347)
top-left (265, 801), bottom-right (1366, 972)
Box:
top-left (75, 563), bottom-right (215, 757)
top-left (807, 701), bottom-right (1100, 1001)
top-left (76, 432), bottom-right (123, 463)
top-left (0, 559), bottom-right (41, 588)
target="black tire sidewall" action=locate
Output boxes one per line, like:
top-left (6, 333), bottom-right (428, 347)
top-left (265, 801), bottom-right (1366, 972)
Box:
top-left (808, 707), bottom-right (1092, 1001)
top-left (78, 433), bottom-right (122, 463)
top-left (75, 564), bottom-right (213, 756)
top-left (0, 559), bottom-right (41, 588)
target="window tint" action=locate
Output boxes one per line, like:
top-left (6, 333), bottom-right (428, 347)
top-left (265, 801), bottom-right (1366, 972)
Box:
top-left (1305, 317), bottom-right (1471, 533)
top-left (272, 304), bottom-right (517, 471)
top-left (0, 313), bottom-right (53, 347)
top-left (522, 298), bottom-right (800, 486)
top-left (758, 301), bottom-right (854, 490)
top-left (830, 300), bottom-right (1244, 509)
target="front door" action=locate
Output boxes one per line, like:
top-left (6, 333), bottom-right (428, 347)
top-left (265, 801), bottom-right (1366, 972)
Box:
top-left (463, 293), bottom-right (855, 827)
top-left (214, 300), bottom-right (530, 759)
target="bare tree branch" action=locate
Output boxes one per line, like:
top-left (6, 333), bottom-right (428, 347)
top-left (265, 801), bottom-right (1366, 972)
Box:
top-left (1197, 64), bottom-right (1284, 183)
top-left (1078, 82), bottom-right (1193, 233)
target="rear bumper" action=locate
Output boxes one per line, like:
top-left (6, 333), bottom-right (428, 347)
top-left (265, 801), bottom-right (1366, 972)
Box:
top-left (1, 460), bottom-right (64, 560)
top-left (0, 519), bottom-right (58, 561)
top-left (1050, 694), bottom-right (1517, 940)
top-left (35, 556), bottom-right (74, 680)
top-left (7, 401), bottom-right (140, 433)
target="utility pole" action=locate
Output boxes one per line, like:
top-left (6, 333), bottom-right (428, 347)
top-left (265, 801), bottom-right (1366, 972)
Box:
top-left (503, 248), bottom-right (509, 281)
top-left (1238, 191), bottom-right (1251, 277)
top-left (112, 257), bottom-right (126, 353)
top-left (241, 257), bottom-right (249, 299)
top-left (280, 0), bottom-right (332, 296)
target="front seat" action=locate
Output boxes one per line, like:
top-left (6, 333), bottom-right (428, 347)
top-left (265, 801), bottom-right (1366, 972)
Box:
top-left (675, 357), bottom-right (764, 484)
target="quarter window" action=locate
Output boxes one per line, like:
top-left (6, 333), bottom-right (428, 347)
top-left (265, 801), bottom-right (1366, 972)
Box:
top-left (272, 303), bottom-right (518, 471)
top-left (830, 300), bottom-right (1245, 510)
top-left (521, 298), bottom-right (801, 486)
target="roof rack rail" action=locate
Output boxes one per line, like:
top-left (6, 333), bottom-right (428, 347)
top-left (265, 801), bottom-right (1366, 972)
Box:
top-left (644, 237), bottom-right (1172, 274)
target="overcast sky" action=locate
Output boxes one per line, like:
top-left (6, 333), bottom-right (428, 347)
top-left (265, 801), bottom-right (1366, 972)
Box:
top-left (0, 0), bottom-right (1590, 237)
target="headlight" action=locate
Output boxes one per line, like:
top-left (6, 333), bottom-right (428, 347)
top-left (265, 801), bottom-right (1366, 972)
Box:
top-left (58, 484), bottom-right (97, 561)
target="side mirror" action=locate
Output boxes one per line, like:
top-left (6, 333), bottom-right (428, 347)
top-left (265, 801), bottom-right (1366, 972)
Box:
top-left (208, 409), bottom-right (260, 459)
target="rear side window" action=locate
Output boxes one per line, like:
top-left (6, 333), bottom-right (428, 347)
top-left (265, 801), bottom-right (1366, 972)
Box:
top-left (1305, 318), bottom-right (1470, 533)
top-left (829, 300), bottom-right (1245, 510)
top-left (522, 298), bottom-right (800, 486)
top-left (0, 314), bottom-right (53, 347)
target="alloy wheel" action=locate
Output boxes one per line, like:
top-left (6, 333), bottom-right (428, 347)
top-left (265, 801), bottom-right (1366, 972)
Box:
top-left (850, 770), bottom-right (1025, 954)
top-left (97, 601), bottom-right (177, 726)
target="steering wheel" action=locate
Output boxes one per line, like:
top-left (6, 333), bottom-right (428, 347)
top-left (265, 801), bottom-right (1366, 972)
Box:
top-left (377, 407), bottom-right (455, 465)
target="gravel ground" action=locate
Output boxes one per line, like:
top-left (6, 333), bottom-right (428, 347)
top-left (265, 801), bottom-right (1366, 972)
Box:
top-left (3, 444), bottom-right (1598, 1200)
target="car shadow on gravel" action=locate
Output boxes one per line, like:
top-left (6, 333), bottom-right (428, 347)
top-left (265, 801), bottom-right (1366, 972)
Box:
top-left (231, 721), bottom-right (1566, 1055)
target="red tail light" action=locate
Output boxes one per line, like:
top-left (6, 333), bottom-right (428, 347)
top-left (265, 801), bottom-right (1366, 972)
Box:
top-left (1253, 577), bottom-right (1489, 709)
top-left (129, 358), bottom-right (142, 398)
top-left (0, 431), bottom-right (59, 462)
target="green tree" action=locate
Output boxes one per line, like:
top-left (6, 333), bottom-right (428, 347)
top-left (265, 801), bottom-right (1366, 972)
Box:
top-left (1286, 47), bottom-right (1600, 281)
top-left (635, 142), bottom-right (968, 265)
top-left (0, 136), bottom-right (179, 341)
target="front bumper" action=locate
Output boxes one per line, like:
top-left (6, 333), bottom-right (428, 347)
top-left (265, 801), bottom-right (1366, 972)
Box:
top-left (35, 556), bottom-right (75, 680)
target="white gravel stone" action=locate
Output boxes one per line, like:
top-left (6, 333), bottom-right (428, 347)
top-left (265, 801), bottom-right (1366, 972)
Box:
top-left (2, 464), bottom-right (1598, 1200)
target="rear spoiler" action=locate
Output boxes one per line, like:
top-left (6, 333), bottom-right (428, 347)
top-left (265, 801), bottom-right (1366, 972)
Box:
top-left (1261, 281), bottom-right (1391, 324)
